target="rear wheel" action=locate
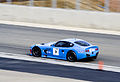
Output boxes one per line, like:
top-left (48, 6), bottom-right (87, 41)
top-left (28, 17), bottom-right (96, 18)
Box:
top-left (32, 46), bottom-right (41, 57)
top-left (67, 51), bottom-right (77, 62)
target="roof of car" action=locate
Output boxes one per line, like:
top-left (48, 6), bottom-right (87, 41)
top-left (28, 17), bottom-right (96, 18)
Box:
top-left (60, 38), bottom-right (85, 43)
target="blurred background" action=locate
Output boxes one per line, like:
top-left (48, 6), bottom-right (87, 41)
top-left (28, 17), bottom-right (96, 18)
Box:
top-left (0, 0), bottom-right (120, 12)
top-left (0, 0), bottom-right (120, 82)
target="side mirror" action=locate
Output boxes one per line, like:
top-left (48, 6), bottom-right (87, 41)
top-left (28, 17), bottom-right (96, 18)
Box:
top-left (69, 43), bottom-right (74, 47)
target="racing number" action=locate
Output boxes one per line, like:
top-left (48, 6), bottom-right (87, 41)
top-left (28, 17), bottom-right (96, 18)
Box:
top-left (53, 48), bottom-right (59, 55)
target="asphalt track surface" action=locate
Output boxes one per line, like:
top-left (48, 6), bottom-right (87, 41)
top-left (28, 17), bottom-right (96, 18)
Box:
top-left (0, 24), bottom-right (120, 81)
top-left (0, 57), bottom-right (120, 82)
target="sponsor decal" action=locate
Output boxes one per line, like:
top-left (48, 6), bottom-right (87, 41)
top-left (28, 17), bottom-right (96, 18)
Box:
top-left (75, 49), bottom-right (84, 53)
top-left (53, 48), bottom-right (59, 55)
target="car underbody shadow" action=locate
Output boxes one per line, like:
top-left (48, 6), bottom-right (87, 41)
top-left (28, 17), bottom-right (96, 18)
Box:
top-left (77, 58), bottom-right (95, 62)
top-left (26, 53), bottom-right (95, 63)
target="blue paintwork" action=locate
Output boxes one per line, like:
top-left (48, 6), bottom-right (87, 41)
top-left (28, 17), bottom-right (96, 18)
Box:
top-left (30, 38), bottom-right (99, 60)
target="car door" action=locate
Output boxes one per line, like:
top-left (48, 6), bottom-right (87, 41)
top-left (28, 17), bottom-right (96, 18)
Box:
top-left (51, 41), bottom-right (74, 58)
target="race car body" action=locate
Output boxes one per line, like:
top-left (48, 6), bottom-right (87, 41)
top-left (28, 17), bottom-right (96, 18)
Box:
top-left (30, 38), bottom-right (99, 62)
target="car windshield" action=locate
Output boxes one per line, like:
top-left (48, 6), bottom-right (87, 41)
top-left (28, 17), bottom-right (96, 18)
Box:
top-left (74, 41), bottom-right (90, 46)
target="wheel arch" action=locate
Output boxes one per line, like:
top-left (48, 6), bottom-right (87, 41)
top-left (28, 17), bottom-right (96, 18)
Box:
top-left (31, 45), bottom-right (43, 51)
top-left (66, 50), bottom-right (77, 60)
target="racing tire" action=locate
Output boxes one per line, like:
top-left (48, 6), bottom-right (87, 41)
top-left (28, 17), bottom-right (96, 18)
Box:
top-left (32, 46), bottom-right (41, 57)
top-left (67, 51), bottom-right (77, 62)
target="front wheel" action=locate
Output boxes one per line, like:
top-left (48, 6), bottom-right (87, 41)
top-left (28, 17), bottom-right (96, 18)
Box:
top-left (32, 46), bottom-right (41, 57)
top-left (67, 51), bottom-right (77, 62)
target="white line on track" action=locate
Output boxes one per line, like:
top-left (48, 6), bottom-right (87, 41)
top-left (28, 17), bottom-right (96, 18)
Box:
top-left (0, 20), bottom-right (120, 35)
top-left (0, 52), bottom-right (120, 73)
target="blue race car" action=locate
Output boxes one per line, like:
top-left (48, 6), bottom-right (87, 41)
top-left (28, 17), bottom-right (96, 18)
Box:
top-left (30, 38), bottom-right (99, 62)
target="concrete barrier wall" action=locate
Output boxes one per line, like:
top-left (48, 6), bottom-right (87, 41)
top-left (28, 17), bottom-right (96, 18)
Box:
top-left (0, 4), bottom-right (120, 31)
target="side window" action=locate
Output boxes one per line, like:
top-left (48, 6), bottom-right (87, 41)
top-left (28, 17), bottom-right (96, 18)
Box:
top-left (55, 41), bottom-right (74, 47)
top-left (55, 41), bottom-right (65, 47)
top-left (74, 41), bottom-right (90, 46)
